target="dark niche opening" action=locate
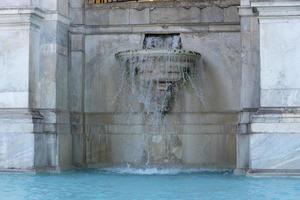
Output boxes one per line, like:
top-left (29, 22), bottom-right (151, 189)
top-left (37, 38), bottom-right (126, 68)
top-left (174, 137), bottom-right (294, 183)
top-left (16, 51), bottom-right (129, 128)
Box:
top-left (143, 34), bottom-right (182, 49)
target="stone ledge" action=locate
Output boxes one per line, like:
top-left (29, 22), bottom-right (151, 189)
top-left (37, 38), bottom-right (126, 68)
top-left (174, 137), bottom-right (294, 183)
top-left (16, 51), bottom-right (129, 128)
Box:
top-left (0, 8), bottom-right (44, 28)
top-left (84, 112), bottom-right (239, 125)
top-left (251, 122), bottom-right (300, 134)
top-left (43, 12), bottom-right (70, 25)
top-left (0, 108), bottom-right (71, 134)
top-left (251, 109), bottom-right (300, 123)
top-left (0, 8), bottom-right (70, 27)
top-left (84, 124), bottom-right (238, 135)
top-left (252, 1), bottom-right (300, 17)
top-left (71, 24), bottom-right (240, 34)
top-left (85, 5), bottom-right (240, 26)
top-left (0, 7), bottom-right (44, 15)
top-left (238, 6), bottom-right (256, 16)
top-left (247, 169), bottom-right (300, 177)
top-left (86, 0), bottom-right (240, 9)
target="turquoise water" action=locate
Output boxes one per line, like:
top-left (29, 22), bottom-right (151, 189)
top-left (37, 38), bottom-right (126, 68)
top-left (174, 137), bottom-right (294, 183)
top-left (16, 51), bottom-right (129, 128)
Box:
top-left (0, 168), bottom-right (300, 200)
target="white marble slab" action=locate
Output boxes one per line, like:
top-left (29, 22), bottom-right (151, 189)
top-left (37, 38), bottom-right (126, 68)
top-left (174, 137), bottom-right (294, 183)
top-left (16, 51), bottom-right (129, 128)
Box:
top-left (260, 16), bottom-right (300, 107)
top-left (250, 133), bottom-right (300, 170)
top-left (0, 133), bottom-right (34, 169)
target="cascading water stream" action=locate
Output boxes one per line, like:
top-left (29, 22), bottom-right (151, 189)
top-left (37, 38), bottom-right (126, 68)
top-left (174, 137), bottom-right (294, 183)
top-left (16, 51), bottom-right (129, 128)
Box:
top-left (115, 34), bottom-right (202, 166)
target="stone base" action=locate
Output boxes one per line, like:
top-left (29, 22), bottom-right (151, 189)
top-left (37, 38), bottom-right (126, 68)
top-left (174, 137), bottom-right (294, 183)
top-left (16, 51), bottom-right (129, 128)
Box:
top-left (247, 169), bottom-right (300, 177)
top-left (247, 110), bottom-right (300, 173)
top-left (0, 109), bottom-right (72, 171)
top-left (84, 112), bottom-right (237, 168)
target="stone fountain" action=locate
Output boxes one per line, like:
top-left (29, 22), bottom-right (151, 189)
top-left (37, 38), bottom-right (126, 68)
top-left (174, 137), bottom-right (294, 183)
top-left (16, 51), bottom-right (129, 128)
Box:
top-left (116, 34), bottom-right (201, 117)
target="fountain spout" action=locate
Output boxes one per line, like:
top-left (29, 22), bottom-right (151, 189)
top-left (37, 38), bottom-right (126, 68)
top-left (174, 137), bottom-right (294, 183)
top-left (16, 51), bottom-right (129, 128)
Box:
top-left (115, 34), bottom-right (201, 116)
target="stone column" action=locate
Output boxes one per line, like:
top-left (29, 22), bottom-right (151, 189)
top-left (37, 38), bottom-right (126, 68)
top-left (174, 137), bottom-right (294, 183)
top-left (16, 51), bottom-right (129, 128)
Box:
top-left (247, 1), bottom-right (300, 174)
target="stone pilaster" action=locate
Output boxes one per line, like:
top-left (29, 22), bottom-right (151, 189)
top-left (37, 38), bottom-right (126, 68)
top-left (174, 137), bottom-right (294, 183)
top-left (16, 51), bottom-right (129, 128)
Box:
top-left (236, 0), bottom-right (260, 174)
top-left (69, 30), bottom-right (86, 167)
top-left (0, 0), bottom-right (72, 171)
top-left (0, 8), bottom-right (44, 171)
top-left (244, 1), bottom-right (300, 175)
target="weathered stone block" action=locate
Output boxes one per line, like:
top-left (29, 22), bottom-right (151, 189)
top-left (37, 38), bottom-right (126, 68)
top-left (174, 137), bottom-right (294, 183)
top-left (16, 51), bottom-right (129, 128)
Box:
top-left (181, 134), bottom-right (236, 167)
top-left (260, 18), bottom-right (300, 107)
top-left (40, 0), bottom-right (57, 12)
top-left (58, 0), bottom-right (69, 17)
top-left (0, 133), bottom-right (35, 169)
top-left (129, 8), bottom-right (150, 24)
top-left (200, 6), bottom-right (224, 22)
top-left (0, 0), bottom-right (32, 7)
top-left (150, 7), bottom-right (201, 24)
top-left (69, 51), bottom-right (84, 112)
top-left (34, 134), bottom-right (57, 168)
top-left (109, 9), bottom-right (130, 25)
top-left (250, 133), bottom-right (300, 170)
top-left (71, 34), bottom-right (84, 51)
top-left (58, 133), bottom-right (72, 169)
top-left (0, 28), bottom-right (30, 108)
top-left (70, 0), bottom-right (84, 8)
top-left (110, 134), bottom-right (145, 164)
top-left (70, 8), bottom-right (84, 25)
top-left (236, 134), bottom-right (249, 169)
top-left (224, 6), bottom-right (239, 22)
top-left (57, 21), bottom-right (69, 47)
top-left (85, 9), bottom-right (109, 25)
top-left (241, 17), bottom-right (250, 32)
top-left (72, 133), bottom-right (85, 166)
top-left (56, 54), bottom-right (69, 110)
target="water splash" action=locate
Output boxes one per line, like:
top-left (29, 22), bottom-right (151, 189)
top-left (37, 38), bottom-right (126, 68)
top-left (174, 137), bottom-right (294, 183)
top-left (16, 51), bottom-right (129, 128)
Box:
top-left (99, 166), bottom-right (232, 175)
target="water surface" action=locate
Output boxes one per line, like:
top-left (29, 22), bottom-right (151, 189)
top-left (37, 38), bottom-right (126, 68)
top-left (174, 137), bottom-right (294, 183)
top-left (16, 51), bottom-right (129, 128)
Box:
top-left (0, 168), bottom-right (299, 200)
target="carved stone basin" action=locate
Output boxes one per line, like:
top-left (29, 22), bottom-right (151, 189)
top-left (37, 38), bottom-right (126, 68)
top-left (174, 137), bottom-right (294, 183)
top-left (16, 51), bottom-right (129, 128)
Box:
top-left (115, 48), bottom-right (201, 115)
top-left (115, 49), bottom-right (201, 84)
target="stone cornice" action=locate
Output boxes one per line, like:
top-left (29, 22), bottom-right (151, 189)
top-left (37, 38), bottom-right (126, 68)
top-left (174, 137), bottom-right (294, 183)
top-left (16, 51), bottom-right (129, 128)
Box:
top-left (238, 6), bottom-right (256, 16)
top-left (251, 1), bottom-right (300, 17)
top-left (0, 8), bottom-right (70, 28)
top-left (44, 12), bottom-right (70, 25)
top-left (0, 8), bottom-right (44, 28)
top-left (70, 23), bottom-right (240, 34)
top-left (86, 0), bottom-right (240, 10)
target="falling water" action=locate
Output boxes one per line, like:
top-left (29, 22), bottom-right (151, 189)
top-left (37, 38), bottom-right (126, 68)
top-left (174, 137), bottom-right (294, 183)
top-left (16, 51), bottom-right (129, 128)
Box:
top-left (117, 35), bottom-right (201, 117)
top-left (115, 34), bottom-right (202, 166)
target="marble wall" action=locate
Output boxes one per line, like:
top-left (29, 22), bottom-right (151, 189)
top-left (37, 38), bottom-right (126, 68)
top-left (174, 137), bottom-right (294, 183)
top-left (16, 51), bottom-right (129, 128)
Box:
top-left (0, 1), bottom-right (72, 171)
top-left (2, 0), bottom-right (300, 174)
top-left (249, 112), bottom-right (300, 172)
top-left (75, 0), bottom-right (241, 168)
top-left (260, 18), bottom-right (300, 107)
top-left (236, 0), bottom-right (300, 175)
